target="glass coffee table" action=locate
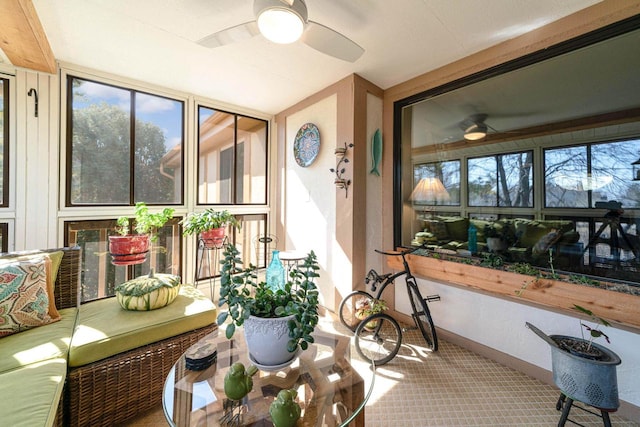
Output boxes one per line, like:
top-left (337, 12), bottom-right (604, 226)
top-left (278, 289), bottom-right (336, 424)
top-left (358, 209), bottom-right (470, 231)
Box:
top-left (163, 326), bottom-right (373, 426)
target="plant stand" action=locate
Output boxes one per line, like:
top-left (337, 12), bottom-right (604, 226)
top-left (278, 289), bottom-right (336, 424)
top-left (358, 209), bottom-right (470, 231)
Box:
top-left (556, 393), bottom-right (613, 427)
top-left (194, 236), bottom-right (228, 301)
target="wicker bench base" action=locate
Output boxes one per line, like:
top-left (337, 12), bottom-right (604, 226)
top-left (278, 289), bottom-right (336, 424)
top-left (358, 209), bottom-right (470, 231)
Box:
top-left (66, 323), bottom-right (217, 427)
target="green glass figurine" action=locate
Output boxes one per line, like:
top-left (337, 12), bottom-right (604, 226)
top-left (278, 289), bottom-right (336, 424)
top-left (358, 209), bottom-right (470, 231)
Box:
top-left (223, 362), bottom-right (258, 401)
top-left (269, 389), bottom-right (301, 427)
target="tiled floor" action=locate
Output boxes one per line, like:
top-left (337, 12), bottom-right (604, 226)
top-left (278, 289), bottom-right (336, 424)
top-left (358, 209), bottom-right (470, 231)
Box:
top-left (122, 308), bottom-right (639, 427)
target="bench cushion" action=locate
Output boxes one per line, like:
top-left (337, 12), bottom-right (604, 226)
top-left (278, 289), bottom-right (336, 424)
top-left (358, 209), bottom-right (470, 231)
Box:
top-left (0, 307), bottom-right (77, 373)
top-left (0, 358), bottom-right (67, 427)
top-left (69, 285), bottom-right (216, 367)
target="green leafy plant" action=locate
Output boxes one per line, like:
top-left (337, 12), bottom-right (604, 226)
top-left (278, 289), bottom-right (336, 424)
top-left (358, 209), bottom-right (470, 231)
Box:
top-left (573, 304), bottom-right (611, 350)
top-left (180, 209), bottom-right (241, 235)
top-left (483, 223), bottom-right (516, 245)
top-left (480, 252), bottom-right (504, 268)
top-left (115, 202), bottom-right (175, 242)
top-left (568, 274), bottom-right (601, 286)
top-left (355, 297), bottom-right (388, 319)
top-left (508, 262), bottom-right (540, 276)
top-left (217, 244), bottom-right (320, 352)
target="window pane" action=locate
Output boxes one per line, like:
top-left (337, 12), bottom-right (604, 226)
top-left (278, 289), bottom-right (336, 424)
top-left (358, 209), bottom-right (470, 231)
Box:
top-left (70, 78), bottom-right (131, 204)
top-left (198, 107), bottom-right (267, 205)
top-left (469, 152), bottom-right (533, 207)
top-left (194, 214), bottom-right (266, 282)
top-left (68, 77), bottom-right (184, 206)
top-left (66, 219), bottom-right (182, 303)
top-left (592, 139), bottom-right (640, 209)
top-left (545, 146), bottom-right (588, 207)
top-left (237, 116), bottom-right (267, 204)
top-left (468, 156), bottom-right (497, 206)
top-left (198, 108), bottom-right (234, 204)
top-left (498, 152), bottom-right (533, 207)
top-left (134, 92), bottom-right (183, 204)
top-left (0, 78), bottom-right (7, 207)
top-left (413, 160), bottom-right (460, 205)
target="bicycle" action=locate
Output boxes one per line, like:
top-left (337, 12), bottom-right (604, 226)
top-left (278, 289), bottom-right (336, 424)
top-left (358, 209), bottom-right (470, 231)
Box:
top-left (338, 245), bottom-right (440, 365)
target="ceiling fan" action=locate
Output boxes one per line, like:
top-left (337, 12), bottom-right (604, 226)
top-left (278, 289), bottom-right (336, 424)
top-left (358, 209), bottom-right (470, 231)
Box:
top-left (460, 114), bottom-right (489, 141)
top-left (197, 0), bottom-right (365, 62)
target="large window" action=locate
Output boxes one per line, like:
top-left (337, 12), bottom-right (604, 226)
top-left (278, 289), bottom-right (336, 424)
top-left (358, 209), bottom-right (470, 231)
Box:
top-left (67, 77), bottom-right (184, 206)
top-left (198, 107), bottom-right (267, 205)
top-left (468, 151), bottom-right (533, 207)
top-left (545, 139), bottom-right (640, 209)
top-left (1, 77), bottom-right (8, 207)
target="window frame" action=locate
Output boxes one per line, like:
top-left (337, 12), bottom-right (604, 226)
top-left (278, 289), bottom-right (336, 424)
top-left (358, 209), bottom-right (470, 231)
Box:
top-left (1, 77), bottom-right (9, 208)
top-left (196, 105), bottom-right (269, 206)
top-left (64, 75), bottom-right (185, 207)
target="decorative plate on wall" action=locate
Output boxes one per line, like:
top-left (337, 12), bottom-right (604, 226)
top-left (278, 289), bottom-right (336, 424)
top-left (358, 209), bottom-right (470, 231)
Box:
top-left (294, 123), bottom-right (320, 167)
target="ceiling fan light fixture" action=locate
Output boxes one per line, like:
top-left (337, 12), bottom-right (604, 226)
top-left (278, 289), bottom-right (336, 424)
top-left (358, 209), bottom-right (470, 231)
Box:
top-left (255, 0), bottom-right (307, 44)
top-left (464, 123), bottom-right (487, 140)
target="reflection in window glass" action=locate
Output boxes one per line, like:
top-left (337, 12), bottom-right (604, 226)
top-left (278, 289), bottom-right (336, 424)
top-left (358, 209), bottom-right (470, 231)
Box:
top-left (198, 107), bottom-right (267, 204)
top-left (468, 151), bottom-right (533, 207)
top-left (545, 146), bottom-right (588, 207)
top-left (545, 140), bottom-right (640, 209)
top-left (1, 78), bottom-right (9, 207)
top-left (413, 160), bottom-right (460, 205)
top-left (592, 140), bottom-right (640, 209)
top-left (68, 77), bottom-right (183, 205)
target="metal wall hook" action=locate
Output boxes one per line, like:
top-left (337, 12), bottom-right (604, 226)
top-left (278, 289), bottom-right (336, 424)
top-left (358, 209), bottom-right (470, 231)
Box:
top-left (28, 88), bottom-right (39, 117)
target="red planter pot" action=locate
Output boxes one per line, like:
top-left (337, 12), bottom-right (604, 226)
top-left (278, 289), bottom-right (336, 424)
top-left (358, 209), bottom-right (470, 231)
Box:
top-left (108, 234), bottom-right (150, 265)
top-left (200, 228), bottom-right (226, 248)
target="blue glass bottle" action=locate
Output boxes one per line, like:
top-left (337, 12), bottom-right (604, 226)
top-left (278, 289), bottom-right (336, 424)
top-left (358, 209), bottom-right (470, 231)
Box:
top-left (266, 250), bottom-right (285, 291)
top-left (468, 223), bottom-right (478, 254)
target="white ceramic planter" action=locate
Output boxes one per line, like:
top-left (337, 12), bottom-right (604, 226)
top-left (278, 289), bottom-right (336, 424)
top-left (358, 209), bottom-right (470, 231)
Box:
top-left (243, 314), bottom-right (297, 367)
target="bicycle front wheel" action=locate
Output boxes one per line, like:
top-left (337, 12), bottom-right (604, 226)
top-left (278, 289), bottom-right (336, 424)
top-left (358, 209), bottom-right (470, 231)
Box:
top-left (354, 313), bottom-right (402, 365)
top-left (339, 291), bottom-right (374, 332)
top-left (407, 282), bottom-right (438, 351)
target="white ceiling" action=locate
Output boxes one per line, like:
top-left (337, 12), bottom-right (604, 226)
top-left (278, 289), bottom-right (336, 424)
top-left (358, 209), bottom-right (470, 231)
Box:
top-left (29, 0), bottom-right (601, 115)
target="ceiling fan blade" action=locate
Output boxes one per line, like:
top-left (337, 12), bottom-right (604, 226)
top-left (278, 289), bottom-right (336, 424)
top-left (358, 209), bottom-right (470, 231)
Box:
top-left (197, 21), bottom-right (260, 48)
top-left (301, 21), bottom-right (364, 62)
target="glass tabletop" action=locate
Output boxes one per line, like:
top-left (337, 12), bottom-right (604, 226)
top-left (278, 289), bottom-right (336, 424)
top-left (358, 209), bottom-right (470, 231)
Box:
top-left (163, 326), bottom-right (374, 427)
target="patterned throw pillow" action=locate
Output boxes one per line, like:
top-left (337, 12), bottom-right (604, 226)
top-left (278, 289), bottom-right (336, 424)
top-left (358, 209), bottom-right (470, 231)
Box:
top-left (0, 256), bottom-right (59, 337)
top-left (115, 273), bottom-right (182, 311)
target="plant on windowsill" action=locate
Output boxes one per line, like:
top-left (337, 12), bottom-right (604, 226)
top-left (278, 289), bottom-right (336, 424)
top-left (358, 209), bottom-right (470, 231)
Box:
top-left (484, 223), bottom-right (516, 252)
top-left (109, 202), bottom-right (175, 266)
top-left (180, 208), bottom-right (241, 248)
top-left (217, 244), bottom-right (320, 368)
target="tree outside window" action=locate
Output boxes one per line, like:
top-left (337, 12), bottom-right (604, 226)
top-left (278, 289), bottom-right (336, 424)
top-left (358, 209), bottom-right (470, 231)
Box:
top-left (468, 151), bottom-right (533, 207)
top-left (67, 77), bottom-right (184, 206)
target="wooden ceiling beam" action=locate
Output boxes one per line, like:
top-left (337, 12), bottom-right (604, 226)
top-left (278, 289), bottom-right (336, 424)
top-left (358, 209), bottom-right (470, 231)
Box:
top-left (0, 0), bottom-right (56, 74)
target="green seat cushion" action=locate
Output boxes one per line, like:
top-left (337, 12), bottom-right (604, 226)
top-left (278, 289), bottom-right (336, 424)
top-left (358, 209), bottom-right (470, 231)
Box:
top-left (0, 358), bottom-right (67, 427)
top-left (115, 273), bottom-right (181, 311)
top-left (439, 216), bottom-right (469, 241)
top-left (0, 307), bottom-right (77, 373)
top-left (69, 285), bottom-right (215, 367)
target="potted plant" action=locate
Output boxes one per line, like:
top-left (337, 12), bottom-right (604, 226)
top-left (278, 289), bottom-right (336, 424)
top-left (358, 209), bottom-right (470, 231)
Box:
top-left (109, 202), bottom-right (175, 265)
top-left (526, 305), bottom-right (621, 413)
top-left (181, 209), bottom-right (241, 248)
top-left (217, 244), bottom-right (320, 367)
top-left (484, 223), bottom-right (515, 252)
top-left (354, 297), bottom-right (388, 330)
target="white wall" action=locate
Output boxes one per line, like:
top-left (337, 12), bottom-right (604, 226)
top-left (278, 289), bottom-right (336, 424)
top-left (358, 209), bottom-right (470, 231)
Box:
top-left (395, 276), bottom-right (640, 408)
top-left (284, 94), bottom-right (338, 309)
